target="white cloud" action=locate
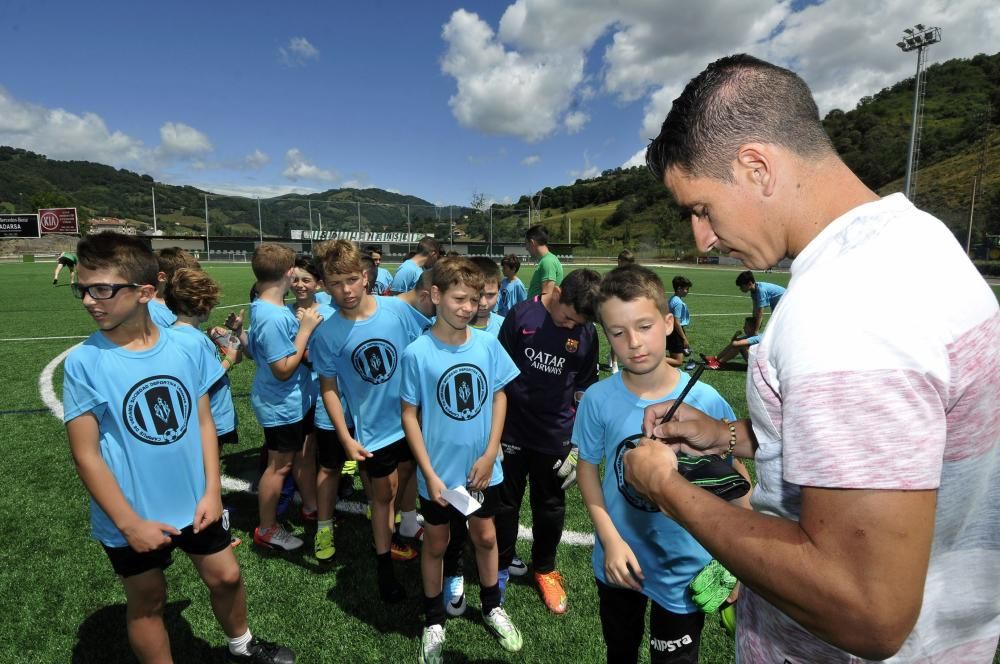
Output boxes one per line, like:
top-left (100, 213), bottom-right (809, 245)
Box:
top-left (443, 0), bottom-right (998, 154)
top-left (282, 148), bottom-right (338, 183)
top-left (0, 85), bottom-right (146, 165)
top-left (564, 111), bottom-right (589, 134)
top-left (245, 149), bottom-right (270, 169)
top-left (569, 151), bottom-right (600, 181)
top-left (621, 147), bottom-right (646, 169)
top-left (279, 37), bottom-right (320, 66)
top-left (193, 181), bottom-right (320, 199)
top-left (157, 122), bottom-right (213, 157)
top-left (441, 9), bottom-right (586, 142)
top-left (522, 154), bottom-right (541, 166)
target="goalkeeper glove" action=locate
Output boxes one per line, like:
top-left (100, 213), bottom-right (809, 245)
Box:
top-left (553, 445), bottom-right (579, 490)
top-left (689, 559), bottom-right (737, 614)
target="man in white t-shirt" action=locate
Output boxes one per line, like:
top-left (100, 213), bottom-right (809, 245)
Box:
top-left (626, 54), bottom-right (1000, 663)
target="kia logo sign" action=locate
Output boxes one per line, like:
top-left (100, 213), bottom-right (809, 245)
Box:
top-left (40, 211), bottom-right (60, 231)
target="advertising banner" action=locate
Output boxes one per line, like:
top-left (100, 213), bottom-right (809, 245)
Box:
top-left (38, 207), bottom-right (79, 233)
top-left (0, 214), bottom-right (41, 238)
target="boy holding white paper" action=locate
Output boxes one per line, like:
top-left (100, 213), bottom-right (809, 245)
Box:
top-left (399, 257), bottom-right (523, 663)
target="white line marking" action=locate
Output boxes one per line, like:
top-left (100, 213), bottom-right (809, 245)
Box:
top-left (42, 348), bottom-right (597, 547)
top-left (39, 344), bottom-right (81, 421)
top-left (1, 335), bottom-right (88, 342)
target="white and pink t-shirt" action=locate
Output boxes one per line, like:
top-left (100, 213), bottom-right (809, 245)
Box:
top-left (740, 193), bottom-right (1000, 663)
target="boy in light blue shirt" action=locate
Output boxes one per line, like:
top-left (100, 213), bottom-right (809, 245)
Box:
top-left (246, 244), bottom-right (323, 552)
top-left (389, 236), bottom-right (441, 294)
top-left (364, 244), bottom-right (393, 295)
top-left (63, 232), bottom-right (295, 664)
top-left (311, 240), bottom-right (429, 601)
top-left (575, 264), bottom-right (737, 664)
top-left (735, 270), bottom-right (785, 335)
top-left (150, 247), bottom-right (200, 328)
top-left (400, 257), bottom-right (523, 661)
top-left (497, 254), bottom-right (528, 317)
top-left (666, 275), bottom-right (693, 369)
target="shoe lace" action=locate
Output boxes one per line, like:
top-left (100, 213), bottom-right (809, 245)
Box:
top-left (446, 576), bottom-right (463, 595)
top-left (488, 608), bottom-right (515, 633)
top-left (539, 571), bottom-right (564, 591)
top-left (316, 528), bottom-right (332, 547)
top-left (424, 625), bottom-right (445, 649)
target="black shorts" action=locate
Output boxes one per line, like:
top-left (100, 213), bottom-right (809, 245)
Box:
top-left (666, 327), bottom-right (686, 354)
top-left (217, 430), bottom-right (239, 447)
top-left (262, 409), bottom-right (315, 453)
top-left (58, 256), bottom-right (77, 267)
top-left (420, 484), bottom-right (501, 525)
top-left (362, 437), bottom-right (413, 479)
top-left (316, 427), bottom-right (347, 470)
top-left (102, 519), bottom-right (231, 578)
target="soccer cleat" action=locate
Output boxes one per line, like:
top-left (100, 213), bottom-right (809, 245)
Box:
top-left (535, 570), bottom-right (568, 614)
top-left (701, 354), bottom-right (722, 370)
top-left (508, 556), bottom-right (528, 577)
top-left (253, 525), bottom-right (303, 552)
top-left (52, 279), bottom-right (58, 285)
top-left (484, 607), bottom-right (523, 652)
top-left (444, 575), bottom-right (466, 617)
top-left (226, 636), bottom-right (296, 663)
top-left (419, 624), bottom-right (445, 664)
top-left (390, 538), bottom-right (418, 562)
top-left (684, 361), bottom-right (698, 371)
top-left (314, 526), bottom-right (335, 561)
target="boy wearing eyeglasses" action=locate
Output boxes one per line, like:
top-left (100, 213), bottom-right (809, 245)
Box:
top-left (63, 233), bottom-right (295, 663)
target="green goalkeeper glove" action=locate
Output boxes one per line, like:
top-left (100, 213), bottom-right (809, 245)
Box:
top-left (689, 559), bottom-right (737, 614)
top-left (553, 445), bottom-right (579, 490)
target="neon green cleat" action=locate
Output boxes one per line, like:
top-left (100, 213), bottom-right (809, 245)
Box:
top-left (314, 525), bottom-right (335, 561)
top-left (484, 607), bottom-right (522, 652)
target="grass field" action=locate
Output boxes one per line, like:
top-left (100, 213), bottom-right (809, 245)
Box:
top-left (1, 259), bottom-right (997, 663)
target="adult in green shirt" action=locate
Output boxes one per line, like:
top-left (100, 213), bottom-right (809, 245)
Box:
top-left (525, 225), bottom-right (563, 298)
top-left (53, 251), bottom-right (78, 285)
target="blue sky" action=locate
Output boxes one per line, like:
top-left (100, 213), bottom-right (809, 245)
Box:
top-left (1, 0), bottom-right (996, 206)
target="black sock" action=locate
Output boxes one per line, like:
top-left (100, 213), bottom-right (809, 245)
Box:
top-left (424, 593), bottom-right (446, 627)
top-left (480, 583), bottom-right (501, 615)
top-left (376, 551), bottom-right (393, 574)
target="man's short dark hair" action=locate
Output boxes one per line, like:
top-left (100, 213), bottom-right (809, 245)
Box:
top-left (735, 270), bottom-right (755, 288)
top-left (558, 268), bottom-right (601, 321)
top-left (77, 233), bottom-right (158, 286)
top-left (417, 236), bottom-right (441, 257)
top-left (645, 54), bottom-right (834, 183)
top-left (672, 275), bottom-right (692, 291)
top-left (617, 249), bottom-right (635, 265)
top-left (525, 225), bottom-right (549, 246)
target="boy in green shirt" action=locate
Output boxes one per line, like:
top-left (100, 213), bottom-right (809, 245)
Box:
top-left (525, 225), bottom-right (563, 298)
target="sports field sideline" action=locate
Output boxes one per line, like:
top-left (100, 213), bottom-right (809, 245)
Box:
top-left (2, 260), bottom-right (998, 663)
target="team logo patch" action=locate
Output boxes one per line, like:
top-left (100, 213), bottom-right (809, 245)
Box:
top-left (436, 363), bottom-right (489, 421)
top-left (565, 338), bottom-right (579, 353)
top-left (351, 339), bottom-right (398, 385)
top-left (122, 375), bottom-right (192, 445)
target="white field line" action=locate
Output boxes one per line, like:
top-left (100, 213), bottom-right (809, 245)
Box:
top-left (1, 335), bottom-right (88, 342)
top-left (43, 349), bottom-right (596, 547)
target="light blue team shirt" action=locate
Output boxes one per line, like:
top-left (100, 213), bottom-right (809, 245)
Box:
top-left (315, 291), bottom-right (333, 306)
top-left (754, 281), bottom-right (785, 310)
top-left (149, 299), bottom-right (178, 327)
top-left (246, 300), bottom-right (313, 427)
top-left (389, 258), bottom-right (422, 294)
top-left (497, 277), bottom-right (528, 317)
top-left (63, 325), bottom-right (223, 547)
top-left (171, 324), bottom-right (237, 435)
top-left (290, 302), bottom-right (350, 431)
top-left (471, 312), bottom-right (504, 337)
top-left (668, 294), bottom-right (690, 328)
top-left (399, 328), bottom-right (519, 499)
top-left (311, 296), bottom-right (429, 452)
top-left (573, 370), bottom-right (736, 613)
top-left (373, 267), bottom-right (393, 295)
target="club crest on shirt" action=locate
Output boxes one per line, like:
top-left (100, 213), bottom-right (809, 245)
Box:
top-left (352, 339), bottom-right (398, 385)
top-left (122, 375), bottom-right (192, 445)
top-left (437, 363), bottom-right (488, 421)
top-left (565, 338), bottom-right (579, 353)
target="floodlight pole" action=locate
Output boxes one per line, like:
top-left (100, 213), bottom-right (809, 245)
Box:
top-left (357, 201), bottom-right (362, 234)
top-left (256, 197), bottom-right (263, 243)
top-left (307, 198), bottom-right (313, 248)
top-left (151, 186), bottom-right (158, 233)
top-left (896, 25), bottom-right (941, 200)
top-left (204, 194), bottom-right (210, 261)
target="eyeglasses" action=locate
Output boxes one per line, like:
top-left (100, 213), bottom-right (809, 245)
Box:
top-left (71, 283), bottom-right (142, 300)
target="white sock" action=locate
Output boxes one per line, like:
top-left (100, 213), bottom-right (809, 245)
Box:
top-left (228, 629), bottom-right (253, 655)
top-left (318, 519), bottom-right (333, 530)
top-left (399, 510), bottom-right (420, 537)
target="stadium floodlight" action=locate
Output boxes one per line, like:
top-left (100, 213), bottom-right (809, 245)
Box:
top-left (896, 24), bottom-right (942, 200)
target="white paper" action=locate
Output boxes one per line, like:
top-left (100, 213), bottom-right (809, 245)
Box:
top-left (441, 486), bottom-right (482, 516)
